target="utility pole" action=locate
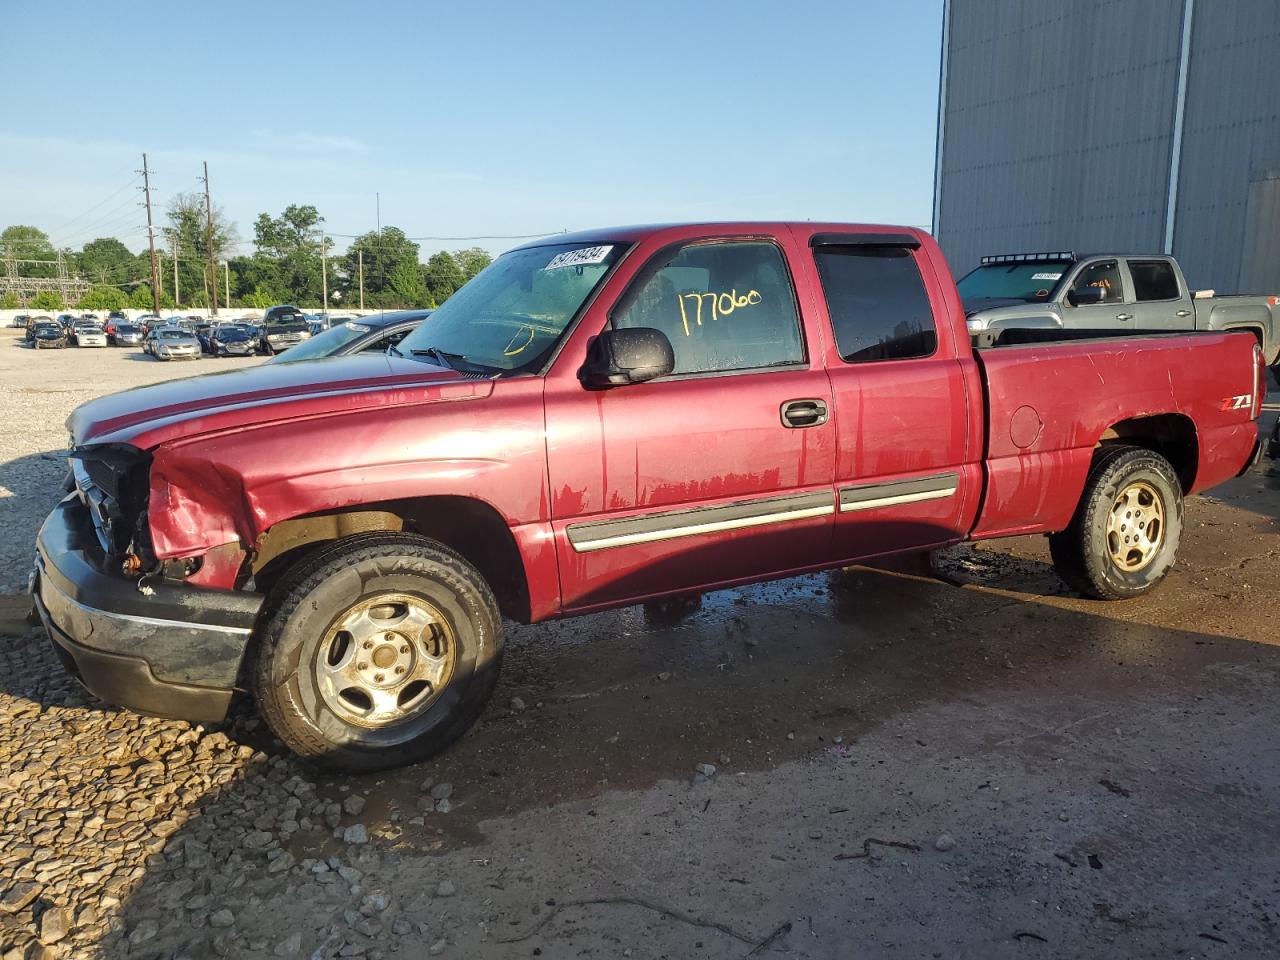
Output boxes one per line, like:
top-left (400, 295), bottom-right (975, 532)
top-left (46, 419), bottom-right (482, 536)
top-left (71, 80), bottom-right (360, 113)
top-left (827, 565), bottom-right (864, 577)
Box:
top-left (223, 261), bottom-right (230, 308)
top-left (201, 161), bottom-right (219, 315)
top-left (358, 249), bottom-right (365, 310)
top-left (320, 234), bottom-right (329, 312)
top-left (141, 153), bottom-right (160, 315)
top-left (172, 236), bottom-right (180, 308)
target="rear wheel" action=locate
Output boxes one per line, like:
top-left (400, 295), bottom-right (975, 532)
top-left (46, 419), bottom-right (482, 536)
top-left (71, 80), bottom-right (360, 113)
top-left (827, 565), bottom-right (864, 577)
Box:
top-left (1049, 445), bottom-right (1183, 600)
top-left (253, 532), bottom-right (503, 772)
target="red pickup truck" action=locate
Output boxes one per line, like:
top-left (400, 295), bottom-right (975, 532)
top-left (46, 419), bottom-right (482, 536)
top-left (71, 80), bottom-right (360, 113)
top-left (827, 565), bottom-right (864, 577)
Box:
top-left (33, 223), bottom-right (1265, 770)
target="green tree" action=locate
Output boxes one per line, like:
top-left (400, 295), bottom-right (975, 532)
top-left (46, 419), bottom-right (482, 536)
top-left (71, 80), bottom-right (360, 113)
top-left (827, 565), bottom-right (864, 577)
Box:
top-left (423, 251), bottom-right (465, 305)
top-left (388, 258), bottom-right (428, 307)
top-left (1, 225), bottom-right (57, 278)
top-left (1, 292), bottom-right (20, 309)
top-left (164, 193), bottom-right (237, 307)
top-left (78, 285), bottom-right (129, 310)
top-left (254, 204), bottom-right (324, 304)
top-left (128, 284), bottom-right (174, 310)
top-left (452, 247), bottom-right (492, 280)
top-left (31, 290), bottom-right (64, 311)
top-left (242, 284), bottom-right (278, 309)
top-left (78, 238), bottom-right (139, 285)
top-left (342, 227), bottom-right (421, 308)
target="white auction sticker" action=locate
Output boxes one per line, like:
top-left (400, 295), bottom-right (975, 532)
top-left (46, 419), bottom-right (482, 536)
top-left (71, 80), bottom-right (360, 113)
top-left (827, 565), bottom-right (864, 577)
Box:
top-left (544, 245), bottom-right (612, 270)
top-left (1031, 272), bottom-right (1062, 280)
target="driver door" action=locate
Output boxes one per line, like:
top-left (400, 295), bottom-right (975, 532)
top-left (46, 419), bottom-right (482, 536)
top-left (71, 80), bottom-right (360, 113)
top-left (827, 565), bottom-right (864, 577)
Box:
top-left (1062, 259), bottom-right (1131, 329)
top-left (544, 234), bottom-right (836, 612)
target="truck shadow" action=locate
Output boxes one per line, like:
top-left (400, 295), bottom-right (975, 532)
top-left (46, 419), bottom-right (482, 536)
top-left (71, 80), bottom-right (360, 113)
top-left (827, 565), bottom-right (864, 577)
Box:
top-left (67, 541), bottom-right (1278, 957)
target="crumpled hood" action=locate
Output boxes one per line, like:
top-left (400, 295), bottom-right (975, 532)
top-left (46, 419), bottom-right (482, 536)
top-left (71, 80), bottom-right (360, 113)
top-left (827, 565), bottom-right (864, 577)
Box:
top-left (69, 353), bottom-right (487, 449)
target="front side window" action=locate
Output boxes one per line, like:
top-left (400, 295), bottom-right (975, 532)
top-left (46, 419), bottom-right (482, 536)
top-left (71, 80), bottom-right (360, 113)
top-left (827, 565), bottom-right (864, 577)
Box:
top-left (398, 242), bottom-right (626, 372)
top-left (813, 245), bottom-right (937, 363)
top-left (1070, 260), bottom-right (1123, 304)
top-left (1128, 259), bottom-right (1180, 301)
top-left (611, 240), bottom-right (804, 375)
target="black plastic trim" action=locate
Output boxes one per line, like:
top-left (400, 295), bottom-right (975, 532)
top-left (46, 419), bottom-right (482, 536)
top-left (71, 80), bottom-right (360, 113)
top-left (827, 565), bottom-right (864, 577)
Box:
top-left (809, 232), bottom-right (921, 249)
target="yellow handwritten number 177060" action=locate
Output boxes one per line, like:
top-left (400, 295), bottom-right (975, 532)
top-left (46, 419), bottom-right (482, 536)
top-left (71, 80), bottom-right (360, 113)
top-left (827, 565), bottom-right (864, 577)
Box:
top-left (676, 289), bottom-right (762, 337)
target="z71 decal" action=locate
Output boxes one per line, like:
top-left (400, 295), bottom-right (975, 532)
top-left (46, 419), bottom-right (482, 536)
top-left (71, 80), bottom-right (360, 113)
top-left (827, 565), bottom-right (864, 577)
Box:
top-left (1220, 394), bottom-right (1253, 411)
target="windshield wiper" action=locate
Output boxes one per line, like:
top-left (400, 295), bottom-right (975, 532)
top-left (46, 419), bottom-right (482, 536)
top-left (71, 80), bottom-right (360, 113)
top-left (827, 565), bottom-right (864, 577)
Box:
top-left (410, 346), bottom-right (461, 370)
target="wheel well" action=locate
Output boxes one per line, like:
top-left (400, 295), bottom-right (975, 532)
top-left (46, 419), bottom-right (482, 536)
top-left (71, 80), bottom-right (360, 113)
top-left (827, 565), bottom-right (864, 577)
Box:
top-left (252, 497), bottom-right (531, 623)
top-left (1097, 414), bottom-right (1198, 492)
top-left (1225, 324), bottom-right (1265, 348)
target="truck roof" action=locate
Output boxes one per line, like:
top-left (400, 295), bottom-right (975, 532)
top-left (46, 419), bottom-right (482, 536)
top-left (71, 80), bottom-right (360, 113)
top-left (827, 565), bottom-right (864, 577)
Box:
top-left (514, 222), bottom-right (929, 250)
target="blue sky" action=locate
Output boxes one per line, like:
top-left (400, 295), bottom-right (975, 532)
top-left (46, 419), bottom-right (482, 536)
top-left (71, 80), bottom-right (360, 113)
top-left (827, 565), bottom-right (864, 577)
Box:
top-left (3, 0), bottom-right (944, 259)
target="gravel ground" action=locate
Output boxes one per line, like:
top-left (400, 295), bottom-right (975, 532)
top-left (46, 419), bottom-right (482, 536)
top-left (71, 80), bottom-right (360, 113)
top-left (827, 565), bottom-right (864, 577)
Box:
top-left (2, 323), bottom-right (1278, 958)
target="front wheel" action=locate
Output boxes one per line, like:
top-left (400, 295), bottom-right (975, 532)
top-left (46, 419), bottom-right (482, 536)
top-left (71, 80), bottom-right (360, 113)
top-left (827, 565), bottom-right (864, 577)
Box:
top-left (253, 532), bottom-right (504, 772)
top-left (1049, 445), bottom-right (1183, 600)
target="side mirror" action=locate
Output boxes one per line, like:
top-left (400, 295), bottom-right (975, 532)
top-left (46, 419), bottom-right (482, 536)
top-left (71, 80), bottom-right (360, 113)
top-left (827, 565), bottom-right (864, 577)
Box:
top-left (582, 327), bottom-right (675, 388)
top-left (1067, 285), bottom-right (1106, 306)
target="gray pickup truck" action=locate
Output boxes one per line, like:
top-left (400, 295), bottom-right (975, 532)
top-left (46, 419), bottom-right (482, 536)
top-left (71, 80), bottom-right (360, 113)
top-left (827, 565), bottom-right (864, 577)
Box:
top-left (959, 252), bottom-right (1280, 369)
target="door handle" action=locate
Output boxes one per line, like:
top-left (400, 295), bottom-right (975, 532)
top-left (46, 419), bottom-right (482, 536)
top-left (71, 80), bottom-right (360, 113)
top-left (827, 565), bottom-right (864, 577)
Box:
top-left (1176, 310), bottom-right (1191, 317)
top-left (781, 399), bottom-right (828, 428)
top-left (1115, 313), bottom-right (1133, 321)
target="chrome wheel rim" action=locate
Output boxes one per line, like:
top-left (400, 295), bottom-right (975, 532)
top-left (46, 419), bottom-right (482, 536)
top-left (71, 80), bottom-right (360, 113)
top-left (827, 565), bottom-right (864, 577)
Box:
top-left (1106, 481), bottom-right (1165, 572)
top-left (314, 593), bottom-right (456, 729)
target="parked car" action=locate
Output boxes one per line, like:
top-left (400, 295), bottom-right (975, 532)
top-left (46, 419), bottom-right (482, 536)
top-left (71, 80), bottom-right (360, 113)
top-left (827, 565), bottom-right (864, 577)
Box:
top-left (11, 313), bottom-right (29, 329)
top-left (1268, 416), bottom-right (1279, 462)
top-left (960, 253), bottom-right (1280, 369)
top-left (267, 310), bottom-right (430, 364)
top-left (143, 327), bottom-right (201, 360)
top-left (110, 322), bottom-right (144, 347)
top-left (56, 314), bottom-right (77, 332)
top-left (72, 322), bottom-right (107, 347)
top-left (105, 311), bottom-right (128, 335)
top-left (258, 305), bottom-right (311, 354)
top-left (33, 222), bottom-right (1265, 771)
top-left (24, 315), bottom-right (49, 340)
top-left (136, 314), bottom-right (162, 334)
top-left (29, 320), bottom-right (67, 349)
top-left (203, 322), bottom-right (258, 357)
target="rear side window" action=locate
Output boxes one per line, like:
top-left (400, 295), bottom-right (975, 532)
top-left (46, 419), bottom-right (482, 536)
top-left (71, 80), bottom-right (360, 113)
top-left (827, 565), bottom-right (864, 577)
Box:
top-left (1128, 259), bottom-right (1180, 301)
top-left (611, 240), bottom-right (804, 375)
top-left (813, 246), bottom-right (937, 363)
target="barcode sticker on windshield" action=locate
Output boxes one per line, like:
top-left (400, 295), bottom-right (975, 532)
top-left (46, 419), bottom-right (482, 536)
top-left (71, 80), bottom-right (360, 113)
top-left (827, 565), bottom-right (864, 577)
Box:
top-left (544, 245), bottom-right (612, 270)
top-left (1031, 272), bottom-right (1062, 280)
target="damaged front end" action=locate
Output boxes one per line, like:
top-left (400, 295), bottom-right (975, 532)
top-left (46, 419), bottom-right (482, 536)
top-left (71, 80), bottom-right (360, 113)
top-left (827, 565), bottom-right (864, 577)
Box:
top-left (31, 442), bottom-right (263, 722)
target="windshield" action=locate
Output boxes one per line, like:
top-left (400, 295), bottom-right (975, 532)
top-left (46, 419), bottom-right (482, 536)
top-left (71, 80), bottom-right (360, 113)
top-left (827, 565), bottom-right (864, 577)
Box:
top-left (117, 324), bottom-right (140, 333)
top-left (269, 320), bottom-right (373, 363)
top-left (157, 329), bottom-right (189, 340)
top-left (956, 261), bottom-right (1072, 304)
top-left (398, 242), bottom-right (625, 372)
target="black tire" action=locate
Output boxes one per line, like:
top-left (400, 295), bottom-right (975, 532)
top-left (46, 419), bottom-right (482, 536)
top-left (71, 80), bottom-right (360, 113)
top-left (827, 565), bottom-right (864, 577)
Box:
top-left (252, 532), bottom-right (503, 772)
top-left (1048, 445), bottom-right (1183, 600)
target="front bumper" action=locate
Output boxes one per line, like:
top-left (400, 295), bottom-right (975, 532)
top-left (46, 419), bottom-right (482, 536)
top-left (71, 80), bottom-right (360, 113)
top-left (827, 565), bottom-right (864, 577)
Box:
top-left (32, 496), bottom-right (263, 721)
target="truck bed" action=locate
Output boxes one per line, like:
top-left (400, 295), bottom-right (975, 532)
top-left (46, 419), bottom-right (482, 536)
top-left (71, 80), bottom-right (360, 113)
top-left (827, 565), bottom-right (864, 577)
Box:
top-left (968, 328), bottom-right (1261, 540)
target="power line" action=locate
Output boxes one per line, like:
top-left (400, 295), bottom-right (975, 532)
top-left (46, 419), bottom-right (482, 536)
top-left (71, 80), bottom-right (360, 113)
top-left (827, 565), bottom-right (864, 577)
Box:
top-left (47, 174), bottom-right (143, 245)
top-left (323, 229), bottom-right (567, 242)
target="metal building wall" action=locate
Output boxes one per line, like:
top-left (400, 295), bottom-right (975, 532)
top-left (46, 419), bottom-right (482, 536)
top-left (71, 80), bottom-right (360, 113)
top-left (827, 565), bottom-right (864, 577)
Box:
top-left (1172, 0), bottom-right (1280, 292)
top-left (936, 0), bottom-right (1185, 276)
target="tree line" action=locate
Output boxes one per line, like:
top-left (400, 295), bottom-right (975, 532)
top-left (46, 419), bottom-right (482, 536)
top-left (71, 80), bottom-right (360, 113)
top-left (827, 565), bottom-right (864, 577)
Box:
top-left (0, 200), bottom-right (492, 313)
